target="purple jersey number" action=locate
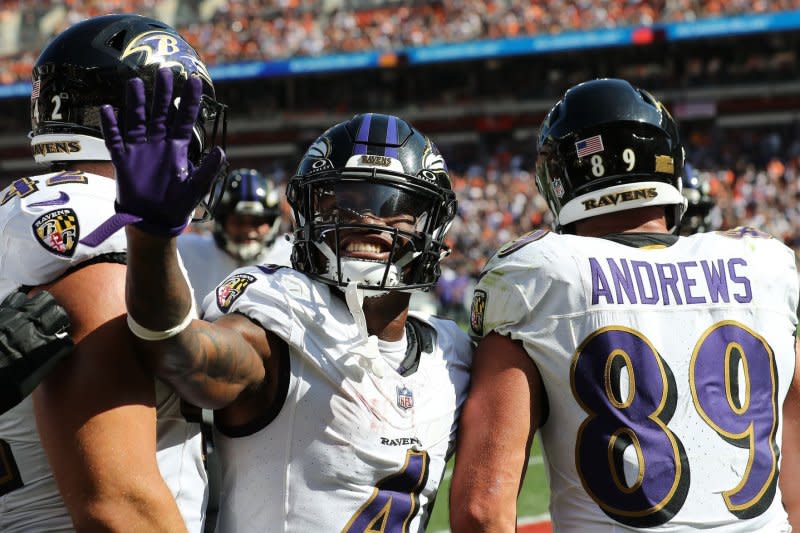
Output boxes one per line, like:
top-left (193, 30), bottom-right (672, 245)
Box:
top-left (690, 321), bottom-right (779, 518)
top-left (571, 327), bottom-right (689, 527)
top-left (344, 450), bottom-right (429, 532)
top-left (572, 321), bottom-right (779, 527)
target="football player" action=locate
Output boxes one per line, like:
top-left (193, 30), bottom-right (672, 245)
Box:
top-left (679, 168), bottom-right (716, 235)
top-left (0, 14), bottom-right (226, 532)
top-left (178, 168), bottom-right (292, 305)
top-left (94, 69), bottom-right (472, 531)
top-left (451, 78), bottom-right (798, 531)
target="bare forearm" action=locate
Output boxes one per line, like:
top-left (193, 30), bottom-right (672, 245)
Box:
top-left (450, 333), bottom-right (542, 531)
top-left (125, 226), bottom-right (193, 329)
top-left (450, 416), bottom-right (523, 531)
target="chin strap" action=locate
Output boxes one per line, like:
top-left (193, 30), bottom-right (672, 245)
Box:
top-left (344, 281), bottom-right (384, 378)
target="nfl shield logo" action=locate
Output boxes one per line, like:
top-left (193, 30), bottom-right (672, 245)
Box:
top-left (552, 178), bottom-right (565, 198)
top-left (396, 386), bottom-right (414, 411)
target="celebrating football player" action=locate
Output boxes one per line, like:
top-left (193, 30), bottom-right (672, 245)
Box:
top-left (451, 78), bottom-right (799, 531)
top-left (94, 61), bottom-right (472, 532)
top-left (0, 14), bottom-right (226, 532)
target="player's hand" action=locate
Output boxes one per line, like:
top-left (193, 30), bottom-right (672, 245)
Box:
top-left (94, 68), bottom-right (226, 239)
top-left (0, 290), bottom-right (73, 414)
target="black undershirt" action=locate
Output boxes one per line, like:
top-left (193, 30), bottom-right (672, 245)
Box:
top-left (600, 232), bottom-right (679, 248)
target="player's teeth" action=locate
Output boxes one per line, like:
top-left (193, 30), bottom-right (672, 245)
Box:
top-left (347, 243), bottom-right (381, 253)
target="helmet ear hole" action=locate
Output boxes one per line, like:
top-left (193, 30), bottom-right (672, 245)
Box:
top-left (106, 29), bottom-right (127, 51)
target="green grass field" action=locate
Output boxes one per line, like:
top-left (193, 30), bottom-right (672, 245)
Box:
top-left (427, 436), bottom-right (550, 531)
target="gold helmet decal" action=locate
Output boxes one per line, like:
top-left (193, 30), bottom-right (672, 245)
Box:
top-left (121, 31), bottom-right (212, 86)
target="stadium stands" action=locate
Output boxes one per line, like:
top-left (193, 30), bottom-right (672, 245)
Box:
top-left (1, 0), bottom-right (799, 83)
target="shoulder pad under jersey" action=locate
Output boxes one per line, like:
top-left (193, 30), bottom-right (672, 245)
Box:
top-left (0, 171), bottom-right (125, 287)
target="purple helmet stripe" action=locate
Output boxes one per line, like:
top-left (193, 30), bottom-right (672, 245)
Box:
top-left (353, 114), bottom-right (372, 155)
top-left (384, 115), bottom-right (399, 158)
top-left (241, 173), bottom-right (252, 201)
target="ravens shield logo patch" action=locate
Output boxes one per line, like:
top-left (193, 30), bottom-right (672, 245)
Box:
top-left (216, 273), bottom-right (257, 313)
top-left (470, 289), bottom-right (487, 337)
top-left (33, 208), bottom-right (79, 257)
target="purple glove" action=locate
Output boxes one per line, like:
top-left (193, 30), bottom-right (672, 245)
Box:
top-left (81, 69), bottom-right (226, 244)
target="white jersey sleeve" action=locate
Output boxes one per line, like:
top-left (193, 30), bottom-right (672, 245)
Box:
top-left (177, 231), bottom-right (239, 306)
top-left (469, 229), bottom-right (561, 341)
top-left (0, 171), bottom-right (126, 296)
top-left (204, 268), bottom-right (472, 532)
top-left (178, 232), bottom-right (294, 308)
top-left (471, 228), bottom-right (797, 532)
top-left (201, 264), bottom-right (301, 345)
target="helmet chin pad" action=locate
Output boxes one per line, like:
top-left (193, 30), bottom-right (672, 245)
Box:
top-left (316, 240), bottom-right (402, 296)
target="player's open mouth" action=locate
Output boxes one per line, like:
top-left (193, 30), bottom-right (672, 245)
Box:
top-left (340, 236), bottom-right (392, 260)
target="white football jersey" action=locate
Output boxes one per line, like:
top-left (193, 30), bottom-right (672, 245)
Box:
top-left (177, 230), bottom-right (293, 306)
top-left (0, 171), bottom-right (207, 532)
top-left (202, 267), bottom-right (472, 533)
top-left (471, 228), bottom-right (798, 532)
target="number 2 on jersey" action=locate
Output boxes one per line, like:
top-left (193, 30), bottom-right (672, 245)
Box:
top-left (571, 321), bottom-right (778, 527)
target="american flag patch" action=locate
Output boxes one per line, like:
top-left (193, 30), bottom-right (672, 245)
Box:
top-left (575, 135), bottom-right (604, 158)
top-left (31, 79), bottom-right (40, 99)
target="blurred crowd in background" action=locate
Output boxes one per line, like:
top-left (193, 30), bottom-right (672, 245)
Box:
top-left (244, 123), bottom-right (800, 321)
top-left (1, 0), bottom-right (799, 320)
top-left (431, 123), bottom-right (800, 321)
top-left (2, 0), bottom-right (800, 83)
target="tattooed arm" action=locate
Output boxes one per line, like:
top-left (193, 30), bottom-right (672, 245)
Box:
top-left (125, 226), bottom-right (267, 409)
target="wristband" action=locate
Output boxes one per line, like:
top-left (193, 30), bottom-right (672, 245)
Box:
top-left (127, 303), bottom-right (196, 341)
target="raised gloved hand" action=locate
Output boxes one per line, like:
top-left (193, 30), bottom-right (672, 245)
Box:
top-left (0, 290), bottom-right (73, 414)
top-left (83, 68), bottom-right (226, 244)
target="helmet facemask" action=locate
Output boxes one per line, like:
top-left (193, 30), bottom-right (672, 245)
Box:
top-left (218, 210), bottom-right (281, 262)
top-left (289, 113), bottom-right (456, 296)
top-left (289, 169), bottom-right (454, 296)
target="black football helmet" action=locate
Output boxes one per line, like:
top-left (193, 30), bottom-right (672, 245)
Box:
top-left (536, 78), bottom-right (686, 232)
top-left (287, 113), bottom-right (457, 293)
top-left (211, 168), bottom-right (283, 261)
top-left (679, 167), bottom-right (714, 235)
top-left (30, 14), bottom-right (226, 169)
